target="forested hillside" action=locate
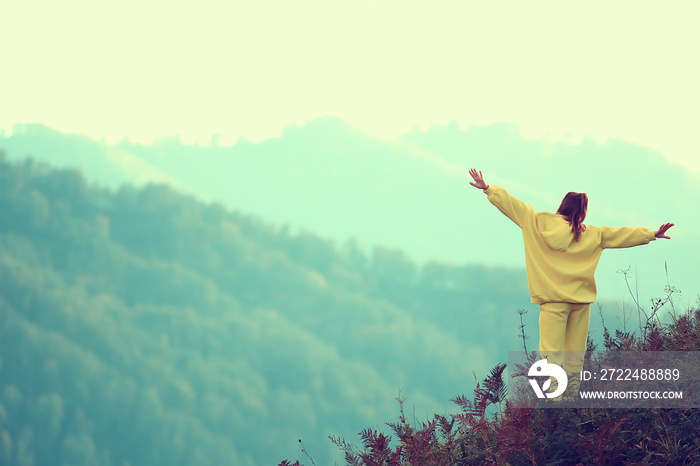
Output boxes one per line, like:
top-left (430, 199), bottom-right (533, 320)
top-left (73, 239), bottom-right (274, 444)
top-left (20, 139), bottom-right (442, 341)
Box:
top-left (3, 120), bottom-right (694, 306)
top-left (0, 155), bottom-right (530, 465)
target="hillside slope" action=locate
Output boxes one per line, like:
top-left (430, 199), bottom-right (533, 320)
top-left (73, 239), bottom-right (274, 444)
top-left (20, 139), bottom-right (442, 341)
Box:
top-left (0, 157), bottom-right (532, 465)
top-left (1, 118), bottom-right (693, 304)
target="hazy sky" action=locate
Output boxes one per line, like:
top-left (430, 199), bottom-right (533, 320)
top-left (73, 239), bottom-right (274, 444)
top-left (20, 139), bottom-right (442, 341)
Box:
top-left (3, 0), bottom-right (699, 172)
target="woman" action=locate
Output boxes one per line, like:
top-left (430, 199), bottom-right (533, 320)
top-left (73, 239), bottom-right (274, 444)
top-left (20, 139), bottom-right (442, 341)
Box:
top-left (468, 169), bottom-right (673, 388)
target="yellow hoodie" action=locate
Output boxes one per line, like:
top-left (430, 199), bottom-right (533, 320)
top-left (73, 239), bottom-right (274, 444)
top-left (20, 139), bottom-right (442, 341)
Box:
top-left (484, 185), bottom-right (656, 304)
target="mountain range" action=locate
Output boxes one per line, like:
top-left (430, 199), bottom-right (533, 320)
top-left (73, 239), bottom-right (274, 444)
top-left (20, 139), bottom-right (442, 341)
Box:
top-left (2, 118), bottom-right (696, 305)
top-left (0, 119), bottom-right (696, 464)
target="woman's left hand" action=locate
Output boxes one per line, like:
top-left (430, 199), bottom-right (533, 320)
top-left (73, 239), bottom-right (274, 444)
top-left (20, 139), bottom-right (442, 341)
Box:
top-left (469, 168), bottom-right (489, 190)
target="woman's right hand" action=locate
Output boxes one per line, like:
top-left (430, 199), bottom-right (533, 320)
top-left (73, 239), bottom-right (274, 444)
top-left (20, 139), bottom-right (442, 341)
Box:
top-left (654, 223), bottom-right (674, 239)
top-left (469, 168), bottom-right (489, 190)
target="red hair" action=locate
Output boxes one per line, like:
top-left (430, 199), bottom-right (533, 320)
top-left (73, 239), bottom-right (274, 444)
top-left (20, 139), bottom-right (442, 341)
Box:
top-left (557, 192), bottom-right (588, 242)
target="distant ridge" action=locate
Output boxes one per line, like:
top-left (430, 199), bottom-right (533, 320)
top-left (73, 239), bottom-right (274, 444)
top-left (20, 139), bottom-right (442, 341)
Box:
top-left (1, 118), bottom-right (696, 303)
top-left (1, 123), bottom-right (178, 188)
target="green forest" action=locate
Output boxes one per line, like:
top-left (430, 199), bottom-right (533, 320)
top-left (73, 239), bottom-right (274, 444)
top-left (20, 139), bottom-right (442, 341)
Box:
top-left (0, 154), bottom-right (536, 465)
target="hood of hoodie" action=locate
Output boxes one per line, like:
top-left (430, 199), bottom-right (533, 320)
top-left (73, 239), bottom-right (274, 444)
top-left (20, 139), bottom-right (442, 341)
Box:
top-left (536, 212), bottom-right (575, 251)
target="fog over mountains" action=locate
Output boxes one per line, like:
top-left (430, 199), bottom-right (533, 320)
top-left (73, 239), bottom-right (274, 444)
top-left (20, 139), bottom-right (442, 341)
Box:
top-left (0, 154), bottom-right (528, 465)
top-left (2, 117), bottom-right (695, 305)
top-left (1, 118), bottom-right (697, 465)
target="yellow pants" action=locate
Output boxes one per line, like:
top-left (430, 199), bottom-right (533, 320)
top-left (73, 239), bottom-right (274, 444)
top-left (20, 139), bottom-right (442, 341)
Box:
top-left (539, 302), bottom-right (590, 376)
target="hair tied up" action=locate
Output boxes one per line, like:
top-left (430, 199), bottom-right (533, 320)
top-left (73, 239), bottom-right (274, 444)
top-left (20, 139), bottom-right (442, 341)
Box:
top-left (556, 192), bottom-right (588, 242)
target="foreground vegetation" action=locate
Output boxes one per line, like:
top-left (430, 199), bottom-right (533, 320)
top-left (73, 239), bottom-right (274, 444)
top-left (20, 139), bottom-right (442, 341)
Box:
top-left (283, 274), bottom-right (700, 464)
